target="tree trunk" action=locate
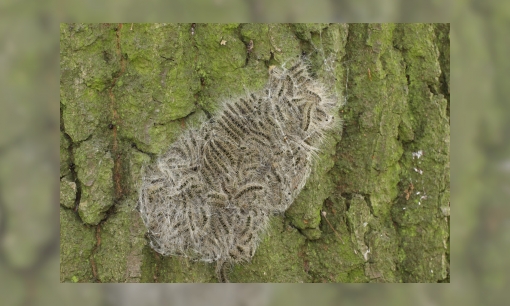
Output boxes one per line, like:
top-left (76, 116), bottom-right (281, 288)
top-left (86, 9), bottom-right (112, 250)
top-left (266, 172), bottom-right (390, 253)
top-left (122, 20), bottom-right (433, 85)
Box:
top-left (60, 23), bottom-right (450, 283)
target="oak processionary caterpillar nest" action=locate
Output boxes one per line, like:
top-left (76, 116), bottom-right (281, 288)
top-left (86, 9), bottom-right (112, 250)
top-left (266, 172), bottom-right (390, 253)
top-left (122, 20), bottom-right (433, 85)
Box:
top-left (139, 58), bottom-right (340, 282)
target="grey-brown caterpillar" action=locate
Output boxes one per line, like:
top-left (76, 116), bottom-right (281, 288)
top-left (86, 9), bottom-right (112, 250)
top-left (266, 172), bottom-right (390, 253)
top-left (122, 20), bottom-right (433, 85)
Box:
top-left (139, 58), bottom-right (339, 282)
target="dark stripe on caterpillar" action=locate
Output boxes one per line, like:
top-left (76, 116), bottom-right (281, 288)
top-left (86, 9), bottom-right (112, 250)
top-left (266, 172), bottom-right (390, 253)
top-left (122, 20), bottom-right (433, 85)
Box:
top-left (234, 184), bottom-right (264, 199)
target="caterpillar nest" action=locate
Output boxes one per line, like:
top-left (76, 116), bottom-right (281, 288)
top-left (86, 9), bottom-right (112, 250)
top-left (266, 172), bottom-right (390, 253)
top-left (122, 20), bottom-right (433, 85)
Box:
top-left (139, 58), bottom-right (340, 282)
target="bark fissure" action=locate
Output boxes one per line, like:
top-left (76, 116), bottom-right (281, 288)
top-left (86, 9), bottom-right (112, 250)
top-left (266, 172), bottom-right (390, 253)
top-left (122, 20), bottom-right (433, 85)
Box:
top-left (108, 23), bottom-right (127, 202)
top-left (90, 224), bottom-right (102, 282)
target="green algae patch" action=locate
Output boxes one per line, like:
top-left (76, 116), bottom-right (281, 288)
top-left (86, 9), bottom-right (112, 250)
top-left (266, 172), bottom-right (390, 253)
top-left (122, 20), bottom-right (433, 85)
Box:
top-left (60, 24), bottom-right (119, 142)
top-left (192, 24), bottom-right (267, 114)
top-left (293, 23), bottom-right (348, 68)
top-left (292, 23), bottom-right (329, 41)
top-left (240, 23), bottom-right (303, 64)
top-left (140, 232), bottom-right (216, 282)
top-left (137, 171), bottom-right (348, 282)
top-left (305, 236), bottom-right (366, 283)
top-left (60, 178), bottom-right (77, 209)
top-left (152, 256), bottom-right (215, 283)
top-left (434, 24), bottom-right (450, 95)
top-left (128, 149), bottom-right (152, 191)
top-left (240, 24), bottom-right (273, 61)
top-left (329, 23), bottom-right (449, 282)
top-left (230, 217), bottom-right (309, 282)
top-left (281, 24), bottom-right (348, 239)
top-left (286, 134), bottom-right (338, 239)
top-left (345, 195), bottom-right (372, 262)
top-left (60, 207), bottom-right (96, 282)
top-left (302, 196), bottom-right (366, 282)
top-left (389, 24), bottom-right (450, 282)
top-left (113, 24), bottom-right (200, 154)
top-left (140, 245), bottom-right (215, 283)
top-left (61, 87), bottom-right (109, 143)
top-left (74, 138), bottom-right (114, 225)
top-left (60, 132), bottom-right (71, 177)
top-left (94, 199), bottom-right (147, 282)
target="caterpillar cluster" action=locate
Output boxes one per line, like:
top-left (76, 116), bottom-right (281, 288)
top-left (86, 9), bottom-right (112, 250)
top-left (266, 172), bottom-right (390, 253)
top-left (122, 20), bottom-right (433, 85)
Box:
top-left (139, 58), bottom-right (339, 282)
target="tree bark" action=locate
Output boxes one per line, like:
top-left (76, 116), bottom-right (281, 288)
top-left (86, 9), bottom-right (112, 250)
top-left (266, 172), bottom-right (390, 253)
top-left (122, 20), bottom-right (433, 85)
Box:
top-left (60, 23), bottom-right (449, 283)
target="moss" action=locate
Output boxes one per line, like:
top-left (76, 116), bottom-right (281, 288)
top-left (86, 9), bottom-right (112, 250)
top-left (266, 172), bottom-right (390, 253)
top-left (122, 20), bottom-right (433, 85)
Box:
top-left (278, 24), bottom-right (348, 241)
top-left (398, 113), bottom-right (415, 142)
top-left (230, 217), bottom-right (309, 282)
top-left (140, 245), bottom-right (158, 282)
top-left (112, 24), bottom-right (196, 154)
top-left (303, 196), bottom-right (366, 282)
top-left (240, 23), bottom-right (273, 61)
top-left (286, 134), bottom-right (337, 239)
top-left (345, 195), bottom-right (371, 259)
top-left (61, 87), bottom-right (108, 142)
top-left (389, 24), bottom-right (450, 282)
top-left (93, 199), bottom-right (147, 282)
top-left (434, 24), bottom-right (450, 96)
top-left (194, 24), bottom-right (267, 113)
top-left (60, 132), bottom-right (71, 177)
top-left (60, 207), bottom-right (96, 282)
top-left (307, 23), bottom-right (347, 63)
top-left (300, 228), bottom-right (322, 240)
top-left (74, 138), bottom-right (114, 225)
top-left (291, 24), bottom-right (317, 41)
top-left (60, 177), bottom-right (77, 209)
top-left (128, 149), bottom-right (151, 188)
top-left (329, 23), bottom-right (449, 283)
top-left (156, 256), bottom-right (215, 283)
top-left (60, 23), bottom-right (119, 142)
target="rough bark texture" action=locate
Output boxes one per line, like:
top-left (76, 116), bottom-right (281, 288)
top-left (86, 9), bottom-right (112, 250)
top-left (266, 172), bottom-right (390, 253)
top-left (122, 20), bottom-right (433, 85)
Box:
top-left (60, 23), bottom-right (450, 283)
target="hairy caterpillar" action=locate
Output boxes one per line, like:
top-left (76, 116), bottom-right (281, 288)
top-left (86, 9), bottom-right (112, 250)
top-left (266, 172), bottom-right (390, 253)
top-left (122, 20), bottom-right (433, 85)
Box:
top-left (139, 57), bottom-right (340, 282)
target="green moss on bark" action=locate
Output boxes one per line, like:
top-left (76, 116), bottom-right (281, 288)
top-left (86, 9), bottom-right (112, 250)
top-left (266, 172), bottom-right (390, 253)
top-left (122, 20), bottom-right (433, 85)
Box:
top-left (286, 134), bottom-right (338, 239)
top-left (60, 208), bottom-right (96, 282)
top-left (60, 178), bottom-right (77, 209)
top-left (93, 200), bottom-right (147, 282)
top-left (60, 24), bottom-right (119, 142)
top-left (74, 138), bottom-right (114, 225)
top-left (230, 217), bottom-right (309, 283)
top-left (60, 132), bottom-right (71, 177)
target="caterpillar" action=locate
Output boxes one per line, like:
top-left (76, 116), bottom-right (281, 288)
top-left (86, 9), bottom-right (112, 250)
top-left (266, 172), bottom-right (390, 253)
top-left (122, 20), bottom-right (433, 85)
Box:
top-left (139, 57), bottom-right (340, 282)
